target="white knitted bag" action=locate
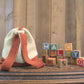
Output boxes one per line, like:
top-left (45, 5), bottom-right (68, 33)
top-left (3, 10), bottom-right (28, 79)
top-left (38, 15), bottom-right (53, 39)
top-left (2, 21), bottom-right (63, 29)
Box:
top-left (2, 27), bottom-right (38, 63)
top-left (0, 27), bottom-right (44, 71)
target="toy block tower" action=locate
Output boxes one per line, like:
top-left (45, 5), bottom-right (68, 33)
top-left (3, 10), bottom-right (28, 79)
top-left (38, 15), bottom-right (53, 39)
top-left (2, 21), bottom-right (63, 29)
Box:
top-left (57, 49), bottom-right (63, 63)
top-left (47, 58), bottom-right (56, 66)
top-left (50, 43), bottom-right (57, 58)
top-left (41, 43), bottom-right (50, 63)
top-left (73, 50), bottom-right (81, 58)
top-left (58, 59), bottom-right (68, 68)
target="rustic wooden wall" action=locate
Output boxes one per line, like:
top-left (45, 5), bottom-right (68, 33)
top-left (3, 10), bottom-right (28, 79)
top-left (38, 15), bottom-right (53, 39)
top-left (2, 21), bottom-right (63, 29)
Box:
top-left (0, 0), bottom-right (13, 57)
top-left (0, 0), bottom-right (83, 58)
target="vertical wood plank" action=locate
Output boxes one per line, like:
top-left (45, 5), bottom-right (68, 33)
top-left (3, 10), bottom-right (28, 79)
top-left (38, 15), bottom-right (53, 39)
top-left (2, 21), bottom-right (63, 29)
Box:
top-left (0, 0), bottom-right (13, 57)
top-left (76, 0), bottom-right (83, 55)
top-left (27, 0), bottom-right (37, 39)
top-left (5, 0), bottom-right (13, 34)
top-left (65, 0), bottom-right (76, 50)
top-left (13, 0), bottom-right (27, 28)
top-left (51, 0), bottom-right (65, 49)
top-left (36, 0), bottom-right (51, 57)
top-left (0, 0), bottom-right (5, 57)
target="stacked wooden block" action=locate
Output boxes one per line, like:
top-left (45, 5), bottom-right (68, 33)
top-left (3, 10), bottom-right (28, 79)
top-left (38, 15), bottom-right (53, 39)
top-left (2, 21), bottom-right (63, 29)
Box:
top-left (41, 43), bottom-right (82, 67)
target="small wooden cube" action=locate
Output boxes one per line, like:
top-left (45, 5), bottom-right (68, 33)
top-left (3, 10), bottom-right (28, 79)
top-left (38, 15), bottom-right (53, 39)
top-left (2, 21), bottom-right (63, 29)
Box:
top-left (76, 58), bottom-right (83, 66)
top-left (65, 51), bottom-right (72, 57)
top-left (41, 49), bottom-right (49, 56)
top-left (64, 43), bottom-right (72, 51)
top-left (73, 50), bottom-right (81, 58)
top-left (50, 50), bottom-right (57, 56)
top-left (51, 43), bottom-right (57, 50)
top-left (57, 56), bottom-right (63, 63)
top-left (57, 50), bottom-right (63, 56)
top-left (58, 59), bottom-right (68, 68)
top-left (81, 57), bottom-right (84, 67)
top-left (71, 57), bottom-right (76, 65)
top-left (43, 43), bottom-right (50, 50)
top-left (42, 56), bottom-right (49, 63)
top-left (47, 58), bottom-right (56, 66)
top-left (63, 56), bottom-right (71, 64)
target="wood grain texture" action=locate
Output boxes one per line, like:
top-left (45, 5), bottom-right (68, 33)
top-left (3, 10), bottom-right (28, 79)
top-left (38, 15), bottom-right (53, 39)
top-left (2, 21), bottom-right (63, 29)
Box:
top-left (65, 0), bottom-right (76, 50)
top-left (51, 0), bottom-right (65, 49)
top-left (36, 0), bottom-right (51, 58)
top-left (27, 0), bottom-right (37, 39)
top-left (76, 0), bottom-right (83, 55)
top-left (0, 0), bottom-right (5, 58)
top-left (13, 0), bottom-right (27, 27)
top-left (0, 0), bottom-right (13, 58)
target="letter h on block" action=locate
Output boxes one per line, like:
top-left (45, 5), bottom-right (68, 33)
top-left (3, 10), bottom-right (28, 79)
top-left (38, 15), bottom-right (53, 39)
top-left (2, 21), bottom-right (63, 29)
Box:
top-left (43, 43), bottom-right (50, 50)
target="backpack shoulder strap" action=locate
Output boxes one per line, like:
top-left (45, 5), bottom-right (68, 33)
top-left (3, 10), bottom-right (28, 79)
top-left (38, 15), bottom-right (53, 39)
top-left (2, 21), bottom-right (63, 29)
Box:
top-left (20, 33), bottom-right (45, 69)
top-left (0, 34), bottom-right (20, 71)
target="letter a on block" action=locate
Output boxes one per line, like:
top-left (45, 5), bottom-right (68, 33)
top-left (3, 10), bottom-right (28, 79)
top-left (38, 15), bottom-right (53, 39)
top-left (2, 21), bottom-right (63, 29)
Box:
top-left (51, 44), bottom-right (57, 50)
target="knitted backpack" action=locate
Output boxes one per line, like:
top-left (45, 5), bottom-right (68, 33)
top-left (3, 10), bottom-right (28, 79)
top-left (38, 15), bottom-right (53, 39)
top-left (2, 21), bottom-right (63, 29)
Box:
top-left (0, 27), bottom-right (44, 71)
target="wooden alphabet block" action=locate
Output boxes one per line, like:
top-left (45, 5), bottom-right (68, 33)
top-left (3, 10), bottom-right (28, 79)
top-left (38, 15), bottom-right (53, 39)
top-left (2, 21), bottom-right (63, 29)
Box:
top-left (58, 59), bottom-right (68, 68)
top-left (63, 56), bottom-right (71, 64)
top-left (71, 57), bottom-right (76, 65)
top-left (51, 43), bottom-right (57, 50)
top-left (43, 43), bottom-right (50, 50)
top-left (73, 50), bottom-right (81, 58)
top-left (42, 56), bottom-right (49, 63)
top-left (57, 56), bottom-right (63, 63)
top-left (64, 43), bottom-right (72, 51)
top-left (41, 49), bottom-right (49, 56)
top-left (81, 57), bottom-right (84, 67)
top-left (47, 58), bottom-right (56, 66)
top-left (50, 50), bottom-right (57, 56)
top-left (65, 51), bottom-right (72, 57)
top-left (76, 58), bottom-right (83, 66)
top-left (57, 50), bottom-right (63, 56)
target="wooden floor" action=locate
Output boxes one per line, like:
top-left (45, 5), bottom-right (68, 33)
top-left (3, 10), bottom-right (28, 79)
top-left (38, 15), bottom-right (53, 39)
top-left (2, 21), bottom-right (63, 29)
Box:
top-left (0, 65), bottom-right (84, 83)
top-left (10, 65), bottom-right (84, 72)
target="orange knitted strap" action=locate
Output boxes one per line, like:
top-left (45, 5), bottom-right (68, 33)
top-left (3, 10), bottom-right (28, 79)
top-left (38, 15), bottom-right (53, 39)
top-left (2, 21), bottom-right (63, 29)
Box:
top-left (0, 34), bottom-right (20, 71)
top-left (20, 33), bottom-right (45, 69)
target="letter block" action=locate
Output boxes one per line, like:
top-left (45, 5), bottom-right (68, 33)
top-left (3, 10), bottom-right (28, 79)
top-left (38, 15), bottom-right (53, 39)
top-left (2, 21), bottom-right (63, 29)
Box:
top-left (76, 58), bottom-right (83, 66)
top-left (57, 50), bottom-right (63, 56)
top-left (47, 58), bottom-right (56, 66)
top-left (51, 43), bottom-right (57, 50)
top-left (63, 56), bottom-right (71, 64)
top-left (41, 49), bottom-right (49, 56)
top-left (65, 51), bottom-right (72, 57)
top-left (57, 56), bottom-right (63, 63)
top-left (43, 43), bottom-right (50, 50)
top-left (71, 57), bottom-right (76, 65)
top-left (64, 43), bottom-right (72, 51)
top-left (50, 50), bottom-right (57, 56)
top-left (82, 58), bottom-right (84, 67)
top-left (42, 56), bottom-right (49, 63)
top-left (58, 59), bottom-right (68, 68)
top-left (73, 50), bottom-right (81, 58)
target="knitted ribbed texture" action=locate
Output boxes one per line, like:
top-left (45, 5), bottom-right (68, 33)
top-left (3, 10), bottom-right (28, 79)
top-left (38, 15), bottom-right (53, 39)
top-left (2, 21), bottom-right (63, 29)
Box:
top-left (0, 27), bottom-right (44, 71)
top-left (20, 33), bottom-right (44, 69)
top-left (0, 34), bottom-right (20, 71)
